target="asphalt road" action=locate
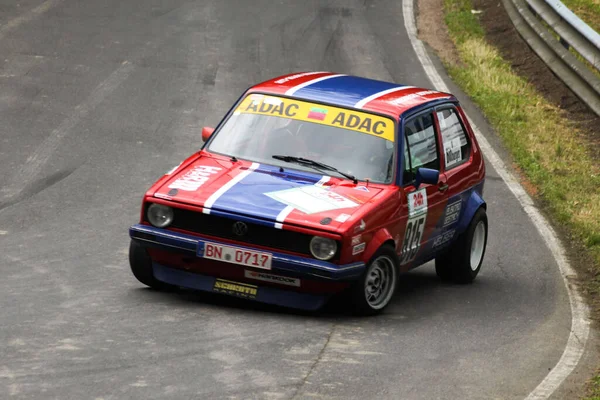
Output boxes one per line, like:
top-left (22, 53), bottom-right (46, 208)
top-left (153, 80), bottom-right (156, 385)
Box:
top-left (0, 0), bottom-right (575, 399)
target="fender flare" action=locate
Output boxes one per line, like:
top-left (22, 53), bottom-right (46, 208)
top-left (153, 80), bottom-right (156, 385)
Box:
top-left (456, 189), bottom-right (486, 234)
top-left (362, 228), bottom-right (397, 265)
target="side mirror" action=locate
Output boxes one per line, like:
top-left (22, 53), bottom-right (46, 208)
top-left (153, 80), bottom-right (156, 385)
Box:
top-left (415, 168), bottom-right (439, 189)
top-left (201, 127), bottom-right (215, 142)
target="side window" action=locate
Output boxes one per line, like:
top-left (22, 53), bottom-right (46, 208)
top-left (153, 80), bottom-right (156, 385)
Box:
top-left (403, 113), bottom-right (440, 185)
top-left (436, 108), bottom-right (471, 170)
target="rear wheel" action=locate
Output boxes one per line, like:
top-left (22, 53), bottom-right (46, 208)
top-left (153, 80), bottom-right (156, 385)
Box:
top-left (129, 240), bottom-right (176, 291)
top-left (350, 246), bottom-right (398, 315)
top-left (435, 208), bottom-right (488, 283)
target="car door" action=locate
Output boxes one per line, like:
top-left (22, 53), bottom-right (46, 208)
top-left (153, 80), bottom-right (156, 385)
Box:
top-left (398, 110), bottom-right (449, 267)
top-left (432, 105), bottom-right (477, 242)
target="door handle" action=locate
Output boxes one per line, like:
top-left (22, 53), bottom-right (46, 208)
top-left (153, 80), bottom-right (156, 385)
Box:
top-left (438, 183), bottom-right (449, 192)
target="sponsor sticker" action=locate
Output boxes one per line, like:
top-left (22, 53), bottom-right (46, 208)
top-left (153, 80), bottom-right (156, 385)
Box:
top-left (444, 137), bottom-right (462, 168)
top-left (351, 234), bottom-right (362, 246)
top-left (213, 278), bottom-right (258, 299)
top-left (335, 213), bottom-right (351, 223)
top-left (274, 72), bottom-right (324, 84)
top-left (390, 90), bottom-right (441, 105)
top-left (244, 270), bottom-right (300, 287)
top-left (235, 95), bottom-right (395, 142)
top-left (442, 200), bottom-right (462, 227)
top-left (265, 185), bottom-right (358, 215)
top-left (408, 188), bottom-right (428, 216)
top-left (433, 230), bottom-right (456, 248)
top-left (154, 192), bottom-right (172, 200)
top-left (354, 219), bottom-right (366, 233)
top-left (354, 186), bottom-right (369, 192)
top-left (352, 242), bottom-right (366, 255)
top-left (168, 165), bottom-right (221, 191)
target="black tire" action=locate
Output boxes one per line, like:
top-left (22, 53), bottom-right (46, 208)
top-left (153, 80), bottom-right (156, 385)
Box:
top-left (435, 207), bottom-right (488, 284)
top-left (129, 240), bottom-right (176, 291)
top-left (350, 245), bottom-right (399, 315)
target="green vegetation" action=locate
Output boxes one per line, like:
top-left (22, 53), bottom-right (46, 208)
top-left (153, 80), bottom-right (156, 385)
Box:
top-left (538, 15), bottom-right (600, 78)
top-left (561, 0), bottom-right (600, 34)
top-left (442, 1), bottom-right (600, 394)
top-left (444, 0), bottom-right (600, 268)
top-left (585, 373), bottom-right (600, 399)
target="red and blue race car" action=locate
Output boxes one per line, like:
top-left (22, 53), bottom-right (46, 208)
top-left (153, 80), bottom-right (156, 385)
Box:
top-left (129, 72), bottom-right (487, 314)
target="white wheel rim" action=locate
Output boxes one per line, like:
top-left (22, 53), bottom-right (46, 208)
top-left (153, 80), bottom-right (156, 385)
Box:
top-left (364, 255), bottom-right (396, 310)
top-left (470, 221), bottom-right (486, 271)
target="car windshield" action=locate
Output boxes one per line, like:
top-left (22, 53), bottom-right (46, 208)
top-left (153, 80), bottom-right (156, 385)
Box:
top-left (207, 94), bottom-right (397, 184)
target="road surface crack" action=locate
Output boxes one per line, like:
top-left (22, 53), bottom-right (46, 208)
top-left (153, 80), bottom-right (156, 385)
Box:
top-left (290, 323), bottom-right (336, 399)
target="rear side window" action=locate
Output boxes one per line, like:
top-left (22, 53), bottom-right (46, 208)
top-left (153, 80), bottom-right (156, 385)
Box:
top-left (436, 108), bottom-right (470, 170)
top-left (403, 113), bottom-right (439, 185)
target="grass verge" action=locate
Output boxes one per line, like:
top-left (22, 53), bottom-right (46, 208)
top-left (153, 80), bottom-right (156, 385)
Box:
top-left (587, 373), bottom-right (600, 399)
top-left (442, 0), bottom-right (600, 395)
top-left (444, 0), bottom-right (600, 266)
top-left (561, 0), bottom-right (600, 34)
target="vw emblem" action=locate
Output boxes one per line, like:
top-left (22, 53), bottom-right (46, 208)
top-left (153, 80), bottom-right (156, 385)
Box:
top-left (232, 221), bottom-right (248, 237)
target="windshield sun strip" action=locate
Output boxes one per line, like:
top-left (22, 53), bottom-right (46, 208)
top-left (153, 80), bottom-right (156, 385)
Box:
top-left (205, 92), bottom-right (399, 184)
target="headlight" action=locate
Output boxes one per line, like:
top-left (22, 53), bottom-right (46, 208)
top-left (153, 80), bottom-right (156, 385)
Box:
top-left (309, 236), bottom-right (337, 260)
top-left (147, 203), bottom-right (174, 228)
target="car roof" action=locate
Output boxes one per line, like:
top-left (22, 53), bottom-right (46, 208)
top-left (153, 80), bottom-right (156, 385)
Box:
top-left (249, 72), bottom-right (456, 118)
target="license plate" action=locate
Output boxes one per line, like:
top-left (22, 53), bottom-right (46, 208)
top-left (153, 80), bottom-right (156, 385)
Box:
top-left (201, 242), bottom-right (272, 270)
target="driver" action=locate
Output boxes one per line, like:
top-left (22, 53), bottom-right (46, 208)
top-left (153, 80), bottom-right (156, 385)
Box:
top-left (267, 118), bottom-right (307, 156)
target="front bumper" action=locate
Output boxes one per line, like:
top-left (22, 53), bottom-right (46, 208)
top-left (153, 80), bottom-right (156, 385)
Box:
top-left (151, 263), bottom-right (328, 310)
top-left (129, 224), bottom-right (365, 281)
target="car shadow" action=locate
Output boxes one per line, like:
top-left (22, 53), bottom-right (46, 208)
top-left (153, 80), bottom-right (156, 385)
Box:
top-left (129, 263), bottom-right (468, 321)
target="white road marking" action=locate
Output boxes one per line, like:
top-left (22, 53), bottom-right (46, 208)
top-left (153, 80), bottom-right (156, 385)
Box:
top-left (402, 0), bottom-right (590, 398)
top-left (285, 74), bottom-right (345, 96)
top-left (0, 0), bottom-right (62, 41)
top-left (3, 22), bottom-right (184, 207)
top-left (354, 86), bottom-right (416, 108)
top-left (203, 162), bottom-right (260, 214)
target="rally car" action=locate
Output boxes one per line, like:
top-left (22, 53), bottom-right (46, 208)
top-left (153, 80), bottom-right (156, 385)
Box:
top-left (129, 72), bottom-right (487, 314)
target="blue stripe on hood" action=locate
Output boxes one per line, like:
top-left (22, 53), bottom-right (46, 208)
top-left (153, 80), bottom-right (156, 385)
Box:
top-left (291, 76), bottom-right (403, 108)
top-left (209, 164), bottom-right (323, 221)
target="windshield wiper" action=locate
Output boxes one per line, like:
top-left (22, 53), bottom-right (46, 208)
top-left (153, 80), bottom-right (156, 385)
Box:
top-left (272, 155), bottom-right (358, 184)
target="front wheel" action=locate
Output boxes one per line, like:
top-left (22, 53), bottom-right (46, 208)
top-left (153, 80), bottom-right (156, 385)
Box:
top-left (129, 240), bottom-right (177, 291)
top-left (350, 246), bottom-right (399, 315)
top-left (435, 207), bottom-right (488, 283)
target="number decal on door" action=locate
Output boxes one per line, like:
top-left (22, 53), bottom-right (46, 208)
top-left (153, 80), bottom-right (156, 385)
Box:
top-left (400, 188), bottom-right (428, 265)
top-left (400, 215), bottom-right (426, 264)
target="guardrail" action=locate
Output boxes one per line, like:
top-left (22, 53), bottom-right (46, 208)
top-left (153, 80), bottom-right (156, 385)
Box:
top-left (502, 0), bottom-right (600, 116)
